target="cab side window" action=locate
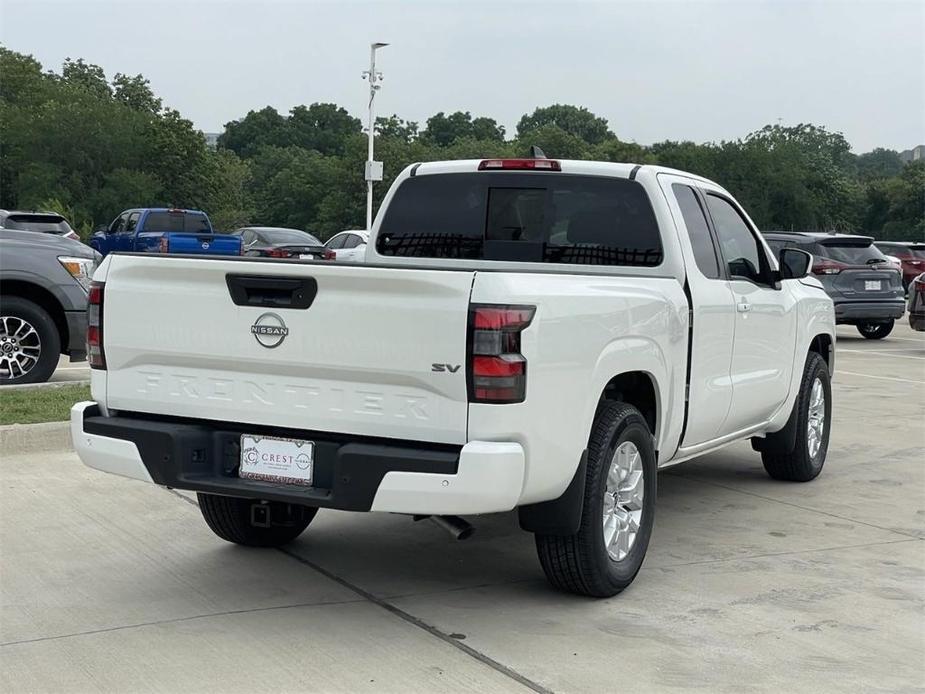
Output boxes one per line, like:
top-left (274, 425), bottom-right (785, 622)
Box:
top-left (673, 184), bottom-right (720, 279)
top-left (109, 213), bottom-right (128, 234)
top-left (706, 194), bottom-right (768, 285)
top-left (125, 212), bottom-right (140, 233)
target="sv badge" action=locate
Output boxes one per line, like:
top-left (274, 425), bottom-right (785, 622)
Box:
top-left (432, 363), bottom-right (461, 373)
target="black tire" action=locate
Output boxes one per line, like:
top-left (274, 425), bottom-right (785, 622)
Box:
top-left (0, 296), bottom-right (61, 385)
top-left (857, 320), bottom-right (894, 339)
top-left (761, 352), bottom-right (831, 482)
top-left (535, 402), bottom-right (656, 598)
top-left (197, 493), bottom-right (316, 547)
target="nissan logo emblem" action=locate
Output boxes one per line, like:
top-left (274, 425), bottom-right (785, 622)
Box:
top-left (251, 312), bottom-right (289, 349)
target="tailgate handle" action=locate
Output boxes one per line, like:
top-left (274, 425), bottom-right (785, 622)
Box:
top-left (226, 274), bottom-right (318, 309)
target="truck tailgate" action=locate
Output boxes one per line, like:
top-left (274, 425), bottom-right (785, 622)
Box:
top-left (99, 256), bottom-right (474, 444)
top-left (166, 233), bottom-right (241, 256)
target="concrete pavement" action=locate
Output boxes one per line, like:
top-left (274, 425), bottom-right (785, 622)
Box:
top-left (1, 323), bottom-right (923, 692)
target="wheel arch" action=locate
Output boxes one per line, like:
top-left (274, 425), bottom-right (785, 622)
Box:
top-left (808, 332), bottom-right (834, 371)
top-left (598, 370), bottom-right (659, 443)
top-left (0, 279), bottom-right (68, 353)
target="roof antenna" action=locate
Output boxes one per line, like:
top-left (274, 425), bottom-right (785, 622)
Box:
top-left (529, 145), bottom-right (547, 159)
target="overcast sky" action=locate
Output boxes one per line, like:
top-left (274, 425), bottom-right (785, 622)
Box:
top-left (2, 0), bottom-right (922, 152)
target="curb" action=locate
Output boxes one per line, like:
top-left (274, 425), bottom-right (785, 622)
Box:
top-left (0, 421), bottom-right (72, 455)
top-left (1, 379), bottom-right (90, 391)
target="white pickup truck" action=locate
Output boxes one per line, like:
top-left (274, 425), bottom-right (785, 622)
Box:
top-left (72, 156), bottom-right (835, 597)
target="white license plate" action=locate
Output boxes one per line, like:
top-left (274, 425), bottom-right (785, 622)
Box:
top-left (239, 435), bottom-right (314, 486)
top-left (299, 254), bottom-right (314, 260)
top-left (865, 280), bottom-right (882, 291)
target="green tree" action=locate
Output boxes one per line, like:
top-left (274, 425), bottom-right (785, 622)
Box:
top-left (517, 104), bottom-right (612, 145)
top-left (218, 106), bottom-right (291, 158)
top-left (61, 58), bottom-right (112, 99)
top-left (854, 148), bottom-right (904, 180)
top-left (112, 73), bottom-right (162, 115)
top-left (288, 103), bottom-right (362, 156)
top-left (422, 111), bottom-right (504, 146)
top-left (376, 114), bottom-right (419, 143)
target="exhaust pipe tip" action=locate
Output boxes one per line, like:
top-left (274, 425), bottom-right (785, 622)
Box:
top-left (414, 514), bottom-right (475, 541)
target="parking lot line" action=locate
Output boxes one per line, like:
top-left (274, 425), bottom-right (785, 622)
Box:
top-left (835, 370), bottom-right (925, 385)
top-left (837, 349), bottom-right (925, 360)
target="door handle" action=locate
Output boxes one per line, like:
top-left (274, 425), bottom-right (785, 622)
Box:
top-left (736, 301), bottom-right (751, 313)
top-left (226, 274), bottom-right (318, 309)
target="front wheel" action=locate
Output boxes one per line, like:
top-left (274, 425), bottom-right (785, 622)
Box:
top-left (0, 297), bottom-right (61, 385)
top-left (857, 320), bottom-right (893, 339)
top-left (197, 494), bottom-right (316, 547)
top-left (535, 402), bottom-right (656, 598)
top-left (761, 352), bottom-right (832, 482)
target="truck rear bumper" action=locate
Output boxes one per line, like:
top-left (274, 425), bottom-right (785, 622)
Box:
top-left (70, 402), bottom-right (524, 515)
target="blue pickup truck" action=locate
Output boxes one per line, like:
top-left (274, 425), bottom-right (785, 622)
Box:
top-left (91, 208), bottom-right (241, 257)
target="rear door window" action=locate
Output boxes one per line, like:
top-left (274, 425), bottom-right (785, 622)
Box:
top-left (672, 184), bottom-right (719, 279)
top-left (378, 172), bottom-right (663, 266)
top-left (326, 234), bottom-right (346, 249)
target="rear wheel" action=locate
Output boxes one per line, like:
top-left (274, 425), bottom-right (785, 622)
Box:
top-left (197, 493), bottom-right (316, 547)
top-left (0, 297), bottom-right (60, 385)
top-left (857, 320), bottom-right (893, 339)
top-left (535, 402), bottom-right (656, 597)
top-left (761, 352), bottom-right (831, 482)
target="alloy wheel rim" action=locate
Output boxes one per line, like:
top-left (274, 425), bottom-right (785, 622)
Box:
top-left (602, 440), bottom-right (645, 562)
top-left (0, 316), bottom-right (42, 380)
top-left (806, 377), bottom-right (826, 459)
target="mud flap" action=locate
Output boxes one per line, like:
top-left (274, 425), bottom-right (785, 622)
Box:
top-left (518, 450), bottom-right (587, 535)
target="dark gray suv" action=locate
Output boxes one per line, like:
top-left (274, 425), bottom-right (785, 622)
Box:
top-left (763, 231), bottom-right (905, 339)
top-left (0, 229), bottom-right (98, 384)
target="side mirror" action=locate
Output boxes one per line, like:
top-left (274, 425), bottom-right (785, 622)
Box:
top-left (779, 248), bottom-right (812, 280)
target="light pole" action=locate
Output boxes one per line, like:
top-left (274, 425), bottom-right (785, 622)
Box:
top-left (363, 42), bottom-right (388, 231)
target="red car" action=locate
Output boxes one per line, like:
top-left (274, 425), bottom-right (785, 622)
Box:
top-left (908, 273), bottom-right (925, 331)
top-left (875, 242), bottom-right (925, 291)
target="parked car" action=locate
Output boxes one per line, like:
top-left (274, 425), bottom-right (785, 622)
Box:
top-left (763, 231), bottom-right (904, 339)
top-left (233, 227), bottom-right (326, 259)
top-left (874, 241), bottom-right (925, 291)
top-left (324, 230), bottom-right (369, 262)
top-left (0, 209), bottom-right (80, 241)
top-left (90, 208), bottom-right (241, 257)
top-left (0, 229), bottom-right (98, 384)
top-left (908, 273), bottom-right (925, 331)
top-left (73, 156), bottom-right (836, 598)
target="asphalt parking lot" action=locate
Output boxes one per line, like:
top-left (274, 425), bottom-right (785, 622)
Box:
top-left (1, 323), bottom-right (923, 693)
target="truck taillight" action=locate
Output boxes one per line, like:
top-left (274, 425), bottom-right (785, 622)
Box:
top-left (87, 281), bottom-right (105, 369)
top-left (158, 237), bottom-right (168, 253)
top-left (467, 305), bottom-right (535, 404)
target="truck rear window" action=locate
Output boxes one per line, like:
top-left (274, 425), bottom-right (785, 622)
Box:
top-left (377, 173), bottom-right (663, 266)
top-left (144, 212), bottom-right (211, 233)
